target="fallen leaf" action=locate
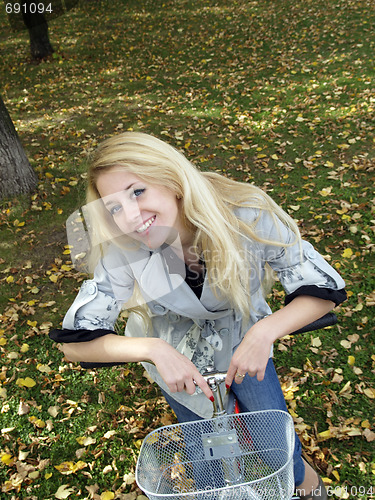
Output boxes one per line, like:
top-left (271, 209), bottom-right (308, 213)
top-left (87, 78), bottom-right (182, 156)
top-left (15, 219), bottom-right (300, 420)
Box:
top-left (363, 388), bottom-right (375, 399)
top-left (342, 248), bottom-right (353, 258)
top-left (101, 493), bottom-right (115, 500)
top-left (55, 484), bottom-right (75, 499)
top-left (55, 461), bottom-right (87, 475)
top-left (311, 336), bottom-right (322, 347)
top-left (16, 377), bottom-right (36, 388)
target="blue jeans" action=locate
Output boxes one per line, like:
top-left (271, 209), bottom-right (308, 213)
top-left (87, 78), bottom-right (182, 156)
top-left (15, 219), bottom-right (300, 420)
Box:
top-left (161, 358), bottom-right (305, 487)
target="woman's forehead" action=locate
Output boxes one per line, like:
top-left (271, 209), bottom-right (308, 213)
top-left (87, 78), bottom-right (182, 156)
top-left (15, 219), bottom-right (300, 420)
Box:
top-left (96, 170), bottom-right (143, 194)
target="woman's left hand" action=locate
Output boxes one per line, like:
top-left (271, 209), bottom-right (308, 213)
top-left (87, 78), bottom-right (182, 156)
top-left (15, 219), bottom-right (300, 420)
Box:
top-left (225, 326), bottom-right (274, 388)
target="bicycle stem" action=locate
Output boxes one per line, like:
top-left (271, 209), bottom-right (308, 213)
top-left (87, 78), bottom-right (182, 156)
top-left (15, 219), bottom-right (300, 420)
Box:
top-left (202, 367), bottom-right (227, 417)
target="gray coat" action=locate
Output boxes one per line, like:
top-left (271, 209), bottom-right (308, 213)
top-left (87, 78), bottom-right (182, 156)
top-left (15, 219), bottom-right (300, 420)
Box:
top-left (62, 207), bottom-right (345, 417)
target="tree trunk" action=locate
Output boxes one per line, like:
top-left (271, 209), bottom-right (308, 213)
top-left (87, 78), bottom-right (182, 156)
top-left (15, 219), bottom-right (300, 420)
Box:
top-left (0, 95), bottom-right (38, 200)
top-left (21, 2), bottom-right (54, 60)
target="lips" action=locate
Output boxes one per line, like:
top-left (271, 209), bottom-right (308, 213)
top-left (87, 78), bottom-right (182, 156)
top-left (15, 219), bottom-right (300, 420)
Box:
top-left (135, 216), bottom-right (156, 233)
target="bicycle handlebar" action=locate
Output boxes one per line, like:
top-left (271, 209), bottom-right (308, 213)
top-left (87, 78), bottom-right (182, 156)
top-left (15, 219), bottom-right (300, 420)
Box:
top-left (202, 312), bottom-right (338, 382)
top-left (289, 312), bottom-right (337, 335)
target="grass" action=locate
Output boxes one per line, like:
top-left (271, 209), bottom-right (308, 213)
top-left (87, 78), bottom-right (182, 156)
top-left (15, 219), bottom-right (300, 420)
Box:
top-left (0, 0), bottom-right (374, 498)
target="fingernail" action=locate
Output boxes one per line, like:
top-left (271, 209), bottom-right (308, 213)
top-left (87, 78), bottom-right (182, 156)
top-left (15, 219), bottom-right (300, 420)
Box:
top-left (209, 396), bottom-right (214, 402)
top-left (226, 383), bottom-right (230, 390)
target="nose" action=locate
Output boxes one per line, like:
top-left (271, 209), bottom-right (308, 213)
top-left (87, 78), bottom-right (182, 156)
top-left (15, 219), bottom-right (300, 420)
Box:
top-left (117, 199), bottom-right (142, 233)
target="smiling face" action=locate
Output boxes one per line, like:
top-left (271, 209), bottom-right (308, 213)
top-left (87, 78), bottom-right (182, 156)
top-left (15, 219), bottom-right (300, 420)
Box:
top-left (96, 169), bottom-right (193, 250)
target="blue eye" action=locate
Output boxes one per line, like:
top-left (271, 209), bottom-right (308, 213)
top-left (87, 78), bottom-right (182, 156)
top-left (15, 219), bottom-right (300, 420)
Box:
top-left (109, 205), bottom-right (122, 216)
top-left (133, 188), bottom-right (145, 197)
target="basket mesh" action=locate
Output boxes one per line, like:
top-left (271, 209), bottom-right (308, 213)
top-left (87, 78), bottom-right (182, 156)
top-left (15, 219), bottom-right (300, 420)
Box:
top-left (136, 410), bottom-right (294, 500)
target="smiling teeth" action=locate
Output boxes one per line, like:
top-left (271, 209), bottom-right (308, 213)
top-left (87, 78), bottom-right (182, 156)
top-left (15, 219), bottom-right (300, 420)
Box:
top-left (136, 217), bottom-right (155, 233)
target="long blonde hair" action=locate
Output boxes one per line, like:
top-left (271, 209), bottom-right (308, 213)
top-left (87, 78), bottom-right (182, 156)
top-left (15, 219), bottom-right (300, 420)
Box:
top-left (85, 132), bottom-right (300, 323)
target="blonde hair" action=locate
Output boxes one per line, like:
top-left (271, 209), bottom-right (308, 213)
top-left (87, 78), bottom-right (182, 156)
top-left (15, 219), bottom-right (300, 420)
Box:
top-left (85, 132), bottom-right (301, 326)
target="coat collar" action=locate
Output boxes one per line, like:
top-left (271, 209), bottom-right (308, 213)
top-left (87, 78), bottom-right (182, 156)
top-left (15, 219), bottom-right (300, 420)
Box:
top-left (130, 245), bottom-right (232, 320)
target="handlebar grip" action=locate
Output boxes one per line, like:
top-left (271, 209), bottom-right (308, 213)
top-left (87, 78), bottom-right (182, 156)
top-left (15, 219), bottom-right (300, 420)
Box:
top-left (289, 312), bottom-right (337, 335)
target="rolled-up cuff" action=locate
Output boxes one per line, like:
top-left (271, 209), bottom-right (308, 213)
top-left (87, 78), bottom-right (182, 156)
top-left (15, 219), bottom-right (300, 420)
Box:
top-left (48, 328), bottom-right (127, 369)
top-left (49, 327), bottom-right (116, 343)
top-left (285, 285), bottom-right (347, 307)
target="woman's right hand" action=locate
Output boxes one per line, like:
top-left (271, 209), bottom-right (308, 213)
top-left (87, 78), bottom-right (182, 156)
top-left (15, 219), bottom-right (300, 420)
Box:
top-left (150, 340), bottom-right (214, 401)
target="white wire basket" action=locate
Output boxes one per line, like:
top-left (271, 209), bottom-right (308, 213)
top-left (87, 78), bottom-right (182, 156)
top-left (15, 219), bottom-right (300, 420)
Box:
top-left (136, 409), bottom-right (295, 500)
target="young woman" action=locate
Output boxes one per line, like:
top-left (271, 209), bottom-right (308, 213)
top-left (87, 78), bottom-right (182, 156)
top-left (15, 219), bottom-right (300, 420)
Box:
top-left (50, 132), bottom-right (346, 500)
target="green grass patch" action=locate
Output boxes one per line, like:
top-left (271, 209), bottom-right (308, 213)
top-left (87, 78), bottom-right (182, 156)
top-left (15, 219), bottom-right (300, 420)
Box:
top-left (0, 0), bottom-right (374, 498)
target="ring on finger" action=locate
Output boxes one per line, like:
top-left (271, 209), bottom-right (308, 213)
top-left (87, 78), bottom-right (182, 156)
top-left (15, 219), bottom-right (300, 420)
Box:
top-left (235, 372), bottom-right (246, 379)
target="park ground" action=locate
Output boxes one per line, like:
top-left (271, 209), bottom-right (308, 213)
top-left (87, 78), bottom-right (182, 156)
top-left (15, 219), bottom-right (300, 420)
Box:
top-left (0, 0), bottom-right (374, 498)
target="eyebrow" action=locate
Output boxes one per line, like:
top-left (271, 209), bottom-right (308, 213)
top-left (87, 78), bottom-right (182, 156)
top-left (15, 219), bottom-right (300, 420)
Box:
top-left (103, 183), bottom-right (136, 207)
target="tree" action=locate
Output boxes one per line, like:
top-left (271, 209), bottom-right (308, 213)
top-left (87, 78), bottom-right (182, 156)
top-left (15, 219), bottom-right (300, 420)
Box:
top-left (5, 1), bottom-right (79, 61)
top-left (21, 1), bottom-right (54, 60)
top-left (0, 95), bottom-right (38, 199)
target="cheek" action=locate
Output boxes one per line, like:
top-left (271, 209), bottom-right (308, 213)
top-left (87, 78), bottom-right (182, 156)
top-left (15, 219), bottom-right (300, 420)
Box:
top-left (111, 214), bottom-right (132, 235)
top-left (165, 197), bottom-right (180, 218)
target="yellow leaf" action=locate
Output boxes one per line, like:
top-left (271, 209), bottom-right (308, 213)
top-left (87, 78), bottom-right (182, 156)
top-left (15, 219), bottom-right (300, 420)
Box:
top-left (1, 453), bottom-right (13, 465)
top-left (49, 274), bottom-right (59, 283)
top-left (55, 461), bottom-right (87, 475)
top-left (23, 377), bottom-right (36, 387)
top-left (0, 338), bottom-right (7, 346)
top-left (318, 429), bottom-right (332, 440)
top-left (45, 472), bottom-right (53, 479)
top-left (101, 493), bottom-right (115, 500)
top-left (76, 436), bottom-right (96, 446)
top-left (134, 439), bottom-right (143, 449)
top-left (332, 470), bottom-right (340, 481)
top-left (348, 355), bottom-right (355, 366)
top-left (29, 416), bottom-right (46, 428)
top-left (20, 344), bottom-right (29, 353)
top-left (271, 154), bottom-right (279, 160)
top-left (16, 377), bottom-right (36, 388)
top-left (341, 248), bottom-right (353, 258)
top-left (318, 186), bottom-right (333, 197)
top-left (6, 276), bottom-right (14, 283)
